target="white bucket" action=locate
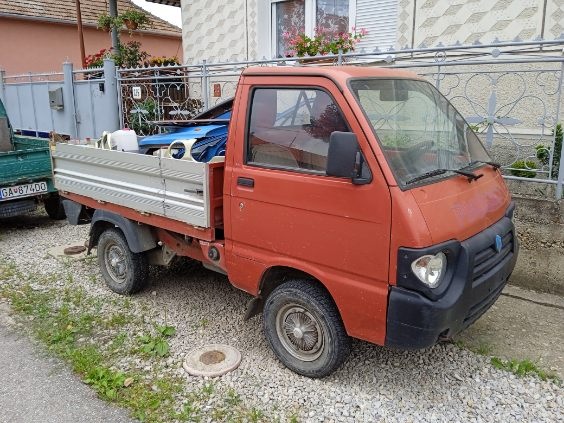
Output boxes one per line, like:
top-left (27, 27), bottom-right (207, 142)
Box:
top-left (111, 129), bottom-right (138, 152)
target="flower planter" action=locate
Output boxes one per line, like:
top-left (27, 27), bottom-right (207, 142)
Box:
top-left (298, 56), bottom-right (337, 65)
top-left (123, 19), bottom-right (138, 31)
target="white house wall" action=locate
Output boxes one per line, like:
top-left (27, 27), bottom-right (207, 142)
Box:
top-left (545, 0), bottom-right (564, 39)
top-left (180, 0), bottom-right (259, 64)
top-left (181, 0), bottom-right (563, 64)
top-left (398, 0), bottom-right (561, 48)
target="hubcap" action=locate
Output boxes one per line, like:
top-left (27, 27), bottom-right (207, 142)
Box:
top-left (276, 304), bottom-right (324, 361)
top-left (104, 243), bottom-right (127, 284)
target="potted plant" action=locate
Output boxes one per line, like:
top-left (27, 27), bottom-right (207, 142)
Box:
top-left (283, 27), bottom-right (367, 62)
top-left (97, 13), bottom-right (118, 32)
top-left (83, 48), bottom-right (110, 78)
top-left (120, 9), bottom-right (149, 31)
top-left (113, 41), bottom-right (149, 68)
top-left (85, 48), bottom-right (110, 68)
top-left (144, 56), bottom-right (181, 67)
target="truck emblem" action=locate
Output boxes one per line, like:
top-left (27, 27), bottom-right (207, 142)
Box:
top-left (495, 235), bottom-right (503, 253)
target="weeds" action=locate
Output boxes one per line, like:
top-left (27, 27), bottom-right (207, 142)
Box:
top-left (475, 343), bottom-right (493, 356)
top-left (202, 382), bottom-right (214, 396)
top-left (453, 339), bottom-right (560, 384)
top-left (491, 357), bottom-right (560, 383)
top-left (136, 325), bottom-right (176, 357)
top-left (84, 366), bottom-right (127, 400)
top-left (0, 260), bottom-right (270, 422)
top-left (248, 407), bottom-right (265, 422)
top-left (225, 388), bottom-right (242, 406)
top-left (0, 260), bottom-right (17, 280)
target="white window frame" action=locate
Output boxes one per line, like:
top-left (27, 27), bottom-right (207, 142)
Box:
top-left (269, 0), bottom-right (357, 57)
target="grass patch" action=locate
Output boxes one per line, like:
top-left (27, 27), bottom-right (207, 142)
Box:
top-left (490, 357), bottom-right (560, 383)
top-left (452, 339), bottom-right (560, 384)
top-left (0, 260), bottom-right (17, 280)
top-left (0, 260), bottom-right (271, 422)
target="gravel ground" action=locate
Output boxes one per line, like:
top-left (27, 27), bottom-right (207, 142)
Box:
top-left (0, 213), bottom-right (562, 422)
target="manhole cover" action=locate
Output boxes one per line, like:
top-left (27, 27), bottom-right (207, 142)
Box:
top-left (200, 350), bottom-right (225, 365)
top-left (183, 344), bottom-right (241, 377)
top-left (64, 245), bottom-right (87, 255)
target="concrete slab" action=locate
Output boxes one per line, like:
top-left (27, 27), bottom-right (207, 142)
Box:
top-left (47, 244), bottom-right (96, 261)
top-left (456, 286), bottom-right (564, 378)
top-left (0, 306), bottom-right (135, 423)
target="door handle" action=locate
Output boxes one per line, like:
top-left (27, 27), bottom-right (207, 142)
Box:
top-left (237, 177), bottom-right (254, 188)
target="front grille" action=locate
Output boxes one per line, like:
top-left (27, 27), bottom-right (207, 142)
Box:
top-left (461, 225), bottom-right (516, 328)
top-left (472, 231), bottom-right (514, 283)
top-left (463, 279), bottom-right (505, 327)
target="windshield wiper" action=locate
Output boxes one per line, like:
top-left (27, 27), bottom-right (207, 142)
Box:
top-left (405, 168), bottom-right (483, 185)
top-left (462, 160), bottom-right (502, 170)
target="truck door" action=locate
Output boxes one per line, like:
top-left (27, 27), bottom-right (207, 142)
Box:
top-left (226, 76), bottom-right (392, 343)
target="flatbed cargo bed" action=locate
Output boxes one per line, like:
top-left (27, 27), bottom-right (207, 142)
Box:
top-left (0, 137), bottom-right (54, 188)
top-left (52, 144), bottom-right (224, 236)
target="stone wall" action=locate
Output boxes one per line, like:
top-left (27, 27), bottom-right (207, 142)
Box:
top-left (508, 181), bottom-right (564, 296)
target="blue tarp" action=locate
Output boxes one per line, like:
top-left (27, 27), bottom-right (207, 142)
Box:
top-left (138, 124), bottom-right (228, 147)
top-left (139, 123), bottom-right (228, 162)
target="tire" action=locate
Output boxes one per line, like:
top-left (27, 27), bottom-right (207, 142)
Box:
top-left (97, 228), bottom-right (148, 295)
top-left (0, 199), bottom-right (37, 218)
top-left (263, 280), bottom-right (351, 378)
top-left (44, 194), bottom-right (66, 220)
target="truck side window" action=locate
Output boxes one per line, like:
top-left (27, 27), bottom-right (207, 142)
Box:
top-left (247, 88), bottom-right (348, 172)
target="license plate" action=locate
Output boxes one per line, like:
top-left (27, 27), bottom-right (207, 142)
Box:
top-left (0, 181), bottom-right (48, 201)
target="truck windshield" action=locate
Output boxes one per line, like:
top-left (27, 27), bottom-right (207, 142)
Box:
top-left (349, 78), bottom-right (491, 187)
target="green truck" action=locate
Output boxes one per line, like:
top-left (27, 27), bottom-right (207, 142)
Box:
top-left (0, 98), bottom-right (64, 219)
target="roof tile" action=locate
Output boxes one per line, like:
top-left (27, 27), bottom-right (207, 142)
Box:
top-left (0, 0), bottom-right (180, 36)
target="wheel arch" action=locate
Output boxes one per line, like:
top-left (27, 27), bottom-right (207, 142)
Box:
top-left (89, 210), bottom-right (157, 253)
top-left (245, 265), bottom-right (341, 322)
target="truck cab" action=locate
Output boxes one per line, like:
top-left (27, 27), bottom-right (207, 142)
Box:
top-left (54, 66), bottom-right (518, 378)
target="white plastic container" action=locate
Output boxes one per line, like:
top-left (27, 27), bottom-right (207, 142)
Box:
top-left (111, 128), bottom-right (138, 152)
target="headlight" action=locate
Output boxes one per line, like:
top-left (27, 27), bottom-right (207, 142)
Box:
top-left (410, 252), bottom-right (447, 288)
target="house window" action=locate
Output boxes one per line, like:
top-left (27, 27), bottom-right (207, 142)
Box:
top-left (272, 0), bottom-right (352, 57)
top-left (275, 0), bottom-right (306, 58)
top-left (316, 0), bottom-right (349, 34)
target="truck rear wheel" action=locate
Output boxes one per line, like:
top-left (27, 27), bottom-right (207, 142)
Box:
top-left (0, 198), bottom-right (36, 218)
top-left (44, 194), bottom-right (66, 220)
top-left (263, 280), bottom-right (351, 378)
top-left (97, 228), bottom-right (148, 295)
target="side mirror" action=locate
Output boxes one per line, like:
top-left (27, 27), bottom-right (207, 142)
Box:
top-left (326, 131), bottom-right (371, 185)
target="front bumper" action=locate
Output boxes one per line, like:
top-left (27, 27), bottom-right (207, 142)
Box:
top-left (385, 212), bottom-right (519, 349)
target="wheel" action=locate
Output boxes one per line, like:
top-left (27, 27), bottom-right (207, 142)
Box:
top-left (263, 280), bottom-right (351, 378)
top-left (0, 199), bottom-right (37, 218)
top-left (44, 194), bottom-right (66, 220)
top-left (97, 228), bottom-right (148, 295)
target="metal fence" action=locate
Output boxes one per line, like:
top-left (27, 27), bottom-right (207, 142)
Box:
top-left (0, 60), bottom-right (119, 140)
top-left (116, 38), bottom-right (564, 197)
top-left (1, 38), bottom-right (563, 197)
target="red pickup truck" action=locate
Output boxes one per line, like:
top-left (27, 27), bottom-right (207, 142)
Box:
top-left (53, 66), bottom-right (518, 378)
